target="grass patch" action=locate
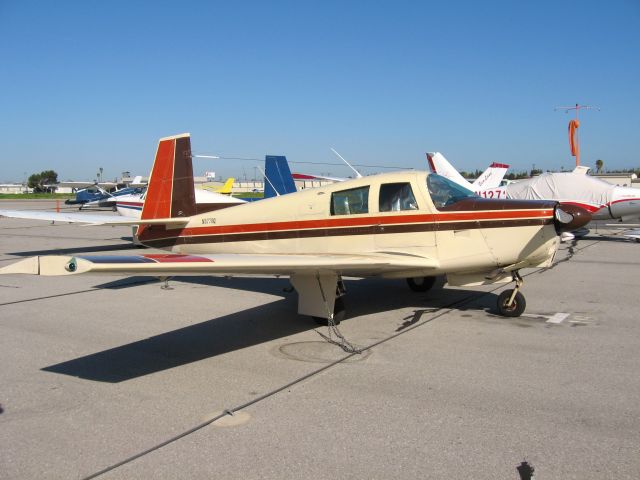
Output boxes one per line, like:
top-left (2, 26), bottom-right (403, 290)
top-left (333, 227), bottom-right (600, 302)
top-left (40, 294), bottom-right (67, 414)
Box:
top-left (234, 192), bottom-right (264, 199)
top-left (0, 193), bottom-right (75, 199)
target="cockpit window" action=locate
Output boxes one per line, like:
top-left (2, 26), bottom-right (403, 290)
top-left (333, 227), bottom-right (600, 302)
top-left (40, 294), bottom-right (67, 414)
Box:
top-left (427, 174), bottom-right (476, 209)
top-left (330, 186), bottom-right (370, 215)
top-left (379, 183), bottom-right (418, 212)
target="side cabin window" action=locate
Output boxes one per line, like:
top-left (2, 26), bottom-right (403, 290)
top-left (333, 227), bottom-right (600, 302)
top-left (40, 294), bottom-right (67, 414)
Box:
top-left (330, 186), bottom-right (370, 215)
top-left (379, 182), bottom-right (418, 212)
top-left (426, 174), bottom-right (476, 209)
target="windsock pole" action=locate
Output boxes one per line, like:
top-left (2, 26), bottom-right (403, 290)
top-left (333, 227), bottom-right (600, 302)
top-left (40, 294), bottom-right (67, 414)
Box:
top-left (554, 103), bottom-right (599, 167)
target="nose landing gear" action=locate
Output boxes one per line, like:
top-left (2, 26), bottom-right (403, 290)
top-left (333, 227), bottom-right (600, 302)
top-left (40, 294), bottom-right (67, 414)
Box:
top-left (497, 271), bottom-right (526, 317)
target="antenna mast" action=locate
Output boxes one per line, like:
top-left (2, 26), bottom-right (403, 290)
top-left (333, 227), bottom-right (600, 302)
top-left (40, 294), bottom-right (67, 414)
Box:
top-left (554, 103), bottom-right (600, 167)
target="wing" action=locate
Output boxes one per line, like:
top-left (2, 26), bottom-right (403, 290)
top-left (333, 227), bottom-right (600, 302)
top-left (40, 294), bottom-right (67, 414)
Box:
top-left (0, 209), bottom-right (189, 226)
top-left (0, 252), bottom-right (439, 277)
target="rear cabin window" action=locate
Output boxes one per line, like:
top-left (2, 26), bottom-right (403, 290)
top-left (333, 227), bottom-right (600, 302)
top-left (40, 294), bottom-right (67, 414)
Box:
top-left (330, 186), bottom-right (370, 215)
top-left (379, 182), bottom-right (418, 212)
top-left (426, 174), bottom-right (476, 209)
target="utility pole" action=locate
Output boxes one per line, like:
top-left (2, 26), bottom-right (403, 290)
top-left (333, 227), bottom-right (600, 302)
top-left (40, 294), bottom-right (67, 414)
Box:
top-left (554, 103), bottom-right (599, 167)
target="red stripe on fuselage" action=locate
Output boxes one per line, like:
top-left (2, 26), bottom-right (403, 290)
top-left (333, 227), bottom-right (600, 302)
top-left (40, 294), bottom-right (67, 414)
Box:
top-left (559, 201), bottom-right (601, 213)
top-left (137, 209), bottom-right (555, 244)
top-left (179, 209), bottom-right (554, 237)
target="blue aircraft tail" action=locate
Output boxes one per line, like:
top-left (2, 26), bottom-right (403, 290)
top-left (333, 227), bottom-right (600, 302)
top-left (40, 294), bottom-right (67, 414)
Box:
top-left (264, 155), bottom-right (297, 198)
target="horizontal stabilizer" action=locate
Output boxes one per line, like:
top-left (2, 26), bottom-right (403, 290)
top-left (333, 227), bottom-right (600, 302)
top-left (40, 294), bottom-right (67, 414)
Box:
top-left (0, 209), bottom-right (189, 227)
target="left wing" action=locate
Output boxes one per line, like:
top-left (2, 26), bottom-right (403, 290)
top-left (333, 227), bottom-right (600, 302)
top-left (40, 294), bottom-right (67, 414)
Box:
top-left (0, 252), bottom-right (439, 277)
top-left (0, 209), bottom-right (189, 226)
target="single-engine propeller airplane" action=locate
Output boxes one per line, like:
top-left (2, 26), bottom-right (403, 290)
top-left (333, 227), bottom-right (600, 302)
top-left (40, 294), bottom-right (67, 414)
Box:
top-left (0, 134), bottom-right (591, 320)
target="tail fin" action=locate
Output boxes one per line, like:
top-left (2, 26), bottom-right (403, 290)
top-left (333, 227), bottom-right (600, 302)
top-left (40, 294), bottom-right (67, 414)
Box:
top-left (473, 162), bottom-right (509, 189)
top-left (217, 178), bottom-right (235, 194)
top-left (141, 133), bottom-right (195, 220)
top-left (426, 152), bottom-right (473, 190)
top-left (264, 155), bottom-right (297, 198)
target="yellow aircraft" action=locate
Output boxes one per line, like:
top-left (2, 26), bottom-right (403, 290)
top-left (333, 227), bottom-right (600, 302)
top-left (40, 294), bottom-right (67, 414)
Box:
top-left (0, 134), bottom-right (590, 321)
top-left (201, 177), bottom-right (235, 195)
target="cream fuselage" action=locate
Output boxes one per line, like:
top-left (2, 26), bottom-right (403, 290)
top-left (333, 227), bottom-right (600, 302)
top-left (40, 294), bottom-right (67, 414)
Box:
top-left (138, 171), bottom-right (559, 279)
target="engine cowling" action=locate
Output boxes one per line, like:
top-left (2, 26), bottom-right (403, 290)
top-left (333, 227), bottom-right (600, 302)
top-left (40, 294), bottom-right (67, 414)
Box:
top-left (554, 203), bottom-right (592, 232)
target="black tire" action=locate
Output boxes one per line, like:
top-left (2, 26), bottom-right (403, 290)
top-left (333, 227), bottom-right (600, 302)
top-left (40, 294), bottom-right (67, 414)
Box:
top-left (406, 276), bottom-right (436, 292)
top-left (313, 297), bottom-right (345, 326)
top-left (497, 289), bottom-right (526, 317)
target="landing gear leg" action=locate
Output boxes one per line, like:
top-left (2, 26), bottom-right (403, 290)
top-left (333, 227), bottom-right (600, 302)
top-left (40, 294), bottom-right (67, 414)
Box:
top-left (313, 279), bottom-right (346, 326)
top-left (497, 271), bottom-right (526, 317)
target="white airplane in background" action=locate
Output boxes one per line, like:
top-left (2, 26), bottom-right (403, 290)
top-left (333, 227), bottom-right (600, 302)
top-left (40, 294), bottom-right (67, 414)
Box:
top-left (1, 133), bottom-right (591, 321)
top-left (426, 153), bottom-right (509, 192)
top-left (428, 152), bottom-right (640, 222)
top-left (0, 183), bottom-right (244, 225)
top-left (115, 187), bottom-right (244, 219)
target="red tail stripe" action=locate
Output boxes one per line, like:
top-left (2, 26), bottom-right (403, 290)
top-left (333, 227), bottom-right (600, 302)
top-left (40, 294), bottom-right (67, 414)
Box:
top-left (141, 139), bottom-right (175, 220)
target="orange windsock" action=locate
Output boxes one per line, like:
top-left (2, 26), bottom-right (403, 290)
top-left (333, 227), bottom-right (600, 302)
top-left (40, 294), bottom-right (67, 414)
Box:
top-left (568, 119), bottom-right (580, 157)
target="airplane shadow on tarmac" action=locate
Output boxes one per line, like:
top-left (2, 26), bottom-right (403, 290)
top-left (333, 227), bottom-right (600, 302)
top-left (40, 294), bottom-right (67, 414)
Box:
top-left (41, 276), bottom-right (498, 383)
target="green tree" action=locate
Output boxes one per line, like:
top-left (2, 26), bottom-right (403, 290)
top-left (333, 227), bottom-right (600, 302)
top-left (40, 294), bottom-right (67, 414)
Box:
top-left (27, 170), bottom-right (58, 192)
top-left (595, 159), bottom-right (604, 173)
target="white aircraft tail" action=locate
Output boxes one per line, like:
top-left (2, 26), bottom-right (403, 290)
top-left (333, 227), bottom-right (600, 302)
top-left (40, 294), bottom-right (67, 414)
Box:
top-left (573, 166), bottom-right (591, 174)
top-left (426, 152), bottom-right (473, 189)
top-left (473, 162), bottom-right (509, 189)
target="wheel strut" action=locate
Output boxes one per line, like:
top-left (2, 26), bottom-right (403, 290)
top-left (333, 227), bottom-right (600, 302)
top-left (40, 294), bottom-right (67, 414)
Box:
top-left (506, 271), bottom-right (523, 307)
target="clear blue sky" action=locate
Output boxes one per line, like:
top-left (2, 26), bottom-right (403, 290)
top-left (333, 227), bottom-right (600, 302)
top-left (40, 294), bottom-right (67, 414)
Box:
top-left (1, 0), bottom-right (638, 182)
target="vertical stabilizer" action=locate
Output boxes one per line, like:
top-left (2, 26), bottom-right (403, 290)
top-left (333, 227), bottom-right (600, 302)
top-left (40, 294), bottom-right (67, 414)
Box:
top-left (264, 155), bottom-right (297, 198)
top-left (141, 134), bottom-right (196, 220)
top-left (473, 162), bottom-right (510, 189)
top-left (426, 152), bottom-right (474, 190)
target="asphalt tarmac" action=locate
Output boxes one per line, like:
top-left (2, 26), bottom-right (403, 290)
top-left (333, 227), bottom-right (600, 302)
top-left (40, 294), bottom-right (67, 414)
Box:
top-left (1, 200), bottom-right (639, 479)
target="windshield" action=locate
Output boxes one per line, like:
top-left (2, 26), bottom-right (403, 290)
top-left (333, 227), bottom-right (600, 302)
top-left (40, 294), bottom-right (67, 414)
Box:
top-left (427, 174), bottom-right (476, 209)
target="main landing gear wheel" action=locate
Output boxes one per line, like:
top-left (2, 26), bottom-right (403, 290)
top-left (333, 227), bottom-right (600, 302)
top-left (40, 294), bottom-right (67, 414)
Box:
top-left (313, 297), bottom-right (346, 326)
top-left (497, 289), bottom-right (526, 317)
top-left (406, 276), bottom-right (436, 292)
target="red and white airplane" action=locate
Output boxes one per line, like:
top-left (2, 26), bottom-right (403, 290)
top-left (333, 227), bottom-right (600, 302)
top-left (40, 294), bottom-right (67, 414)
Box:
top-left (426, 153), bottom-right (509, 192)
top-left (428, 152), bottom-right (640, 222)
top-left (1, 134), bottom-right (590, 320)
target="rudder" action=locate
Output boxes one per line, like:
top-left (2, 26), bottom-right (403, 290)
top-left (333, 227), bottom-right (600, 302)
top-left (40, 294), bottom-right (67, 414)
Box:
top-left (264, 155), bottom-right (296, 198)
top-left (141, 133), bottom-right (196, 220)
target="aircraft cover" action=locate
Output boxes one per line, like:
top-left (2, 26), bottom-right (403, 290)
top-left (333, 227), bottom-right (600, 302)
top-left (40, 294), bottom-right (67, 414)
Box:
top-left (505, 172), bottom-right (612, 208)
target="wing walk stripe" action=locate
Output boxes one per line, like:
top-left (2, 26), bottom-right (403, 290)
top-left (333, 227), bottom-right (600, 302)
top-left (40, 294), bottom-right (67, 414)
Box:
top-left (75, 255), bottom-right (215, 264)
top-left (77, 256), bottom-right (157, 264)
top-left (143, 254), bottom-right (214, 263)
